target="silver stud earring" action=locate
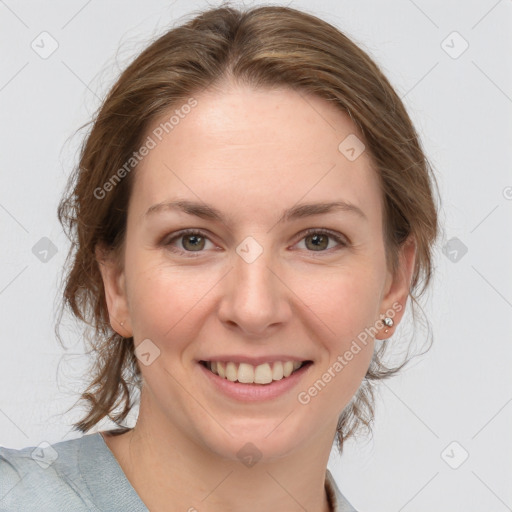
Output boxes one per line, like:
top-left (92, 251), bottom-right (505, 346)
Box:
top-left (383, 317), bottom-right (394, 334)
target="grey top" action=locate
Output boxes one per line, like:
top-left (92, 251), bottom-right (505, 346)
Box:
top-left (0, 431), bottom-right (357, 511)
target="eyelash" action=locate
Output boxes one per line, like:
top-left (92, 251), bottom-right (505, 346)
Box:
top-left (162, 228), bottom-right (349, 257)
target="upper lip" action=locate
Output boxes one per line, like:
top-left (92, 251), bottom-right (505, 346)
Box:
top-left (198, 356), bottom-right (312, 366)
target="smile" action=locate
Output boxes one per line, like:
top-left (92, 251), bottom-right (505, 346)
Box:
top-left (197, 359), bottom-right (314, 402)
top-left (200, 360), bottom-right (310, 384)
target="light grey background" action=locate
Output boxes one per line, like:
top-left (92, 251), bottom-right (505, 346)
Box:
top-left (1, 0), bottom-right (511, 510)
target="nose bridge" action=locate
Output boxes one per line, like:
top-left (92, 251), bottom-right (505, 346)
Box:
top-left (235, 244), bottom-right (274, 295)
top-left (220, 236), bottom-right (288, 334)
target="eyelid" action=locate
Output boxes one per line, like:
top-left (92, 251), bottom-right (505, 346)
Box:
top-left (162, 227), bottom-right (349, 256)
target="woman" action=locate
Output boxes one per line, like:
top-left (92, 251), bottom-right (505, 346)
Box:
top-left (0, 4), bottom-right (439, 511)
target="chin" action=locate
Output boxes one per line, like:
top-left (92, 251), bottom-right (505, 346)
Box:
top-left (196, 417), bottom-right (310, 464)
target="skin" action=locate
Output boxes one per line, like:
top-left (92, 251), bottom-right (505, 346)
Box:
top-left (96, 83), bottom-right (416, 512)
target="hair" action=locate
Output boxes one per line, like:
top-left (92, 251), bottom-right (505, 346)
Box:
top-left (56, 3), bottom-right (441, 455)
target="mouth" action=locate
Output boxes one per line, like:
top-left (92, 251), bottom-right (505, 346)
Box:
top-left (199, 360), bottom-right (313, 385)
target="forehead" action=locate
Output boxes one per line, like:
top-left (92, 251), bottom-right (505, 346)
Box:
top-left (130, 85), bottom-right (382, 227)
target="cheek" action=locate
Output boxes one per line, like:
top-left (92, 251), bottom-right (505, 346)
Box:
top-left (294, 271), bottom-right (378, 416)
top-left (292, 267), bottom-right (380, 403)
top-left (291, 264), bottom-right (383, 345)
top-left (126, 259), bottom-right (212, 344)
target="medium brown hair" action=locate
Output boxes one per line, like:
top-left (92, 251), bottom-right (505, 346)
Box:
top-left (56, 4), bottom-right (441, 454)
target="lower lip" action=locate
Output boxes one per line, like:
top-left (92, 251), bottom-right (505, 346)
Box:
top-left (197, 361), bottom-right (313, 402)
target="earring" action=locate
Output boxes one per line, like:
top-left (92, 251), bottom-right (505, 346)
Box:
top-left (383, 317), bottom-right (394, 334)
top-left (120, 321), bottom-right (124, 326)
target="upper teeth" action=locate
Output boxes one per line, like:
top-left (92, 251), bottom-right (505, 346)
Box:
top-left (207, 361), bottom-right (304, 384)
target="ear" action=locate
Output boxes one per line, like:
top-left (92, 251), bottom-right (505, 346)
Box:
top-left (375, 235), bottom-right (417, 340)
top-left (95, 243), bottom-right (132, 338)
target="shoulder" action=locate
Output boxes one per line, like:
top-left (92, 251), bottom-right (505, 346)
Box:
top-left (0, 434), bottom-right (101, 512)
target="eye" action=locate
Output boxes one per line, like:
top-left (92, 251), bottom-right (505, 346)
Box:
top-left (294, 228), bottom-right (348, 253)
top-left (163, 229), bottom-right (216, 256)
top-left (162, 228), bottom-right (348, 256)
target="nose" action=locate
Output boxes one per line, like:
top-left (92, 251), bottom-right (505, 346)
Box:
top-left (217, 245), bottom-right (292, 337)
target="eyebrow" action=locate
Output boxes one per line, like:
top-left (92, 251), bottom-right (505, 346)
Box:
top-left (144, 199), bottom-right (367, 224)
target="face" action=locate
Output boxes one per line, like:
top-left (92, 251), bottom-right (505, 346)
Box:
top-left (98, 83), bottom-right (415, 462)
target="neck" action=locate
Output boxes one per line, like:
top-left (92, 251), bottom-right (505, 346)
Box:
top-left (103, 392), bottom-right (336, 512)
